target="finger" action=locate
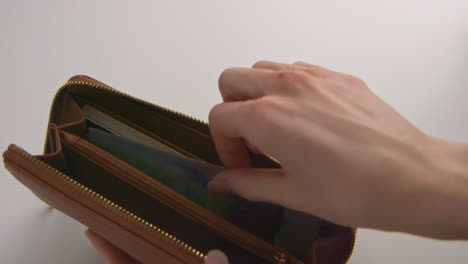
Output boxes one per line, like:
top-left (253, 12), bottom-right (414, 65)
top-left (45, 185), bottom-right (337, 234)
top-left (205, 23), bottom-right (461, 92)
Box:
top-left (218, 67), bottom-right (280, 102)
top-left (209, 99), bottom-right (286, 168)
top-left (209, 101), bottom-right (253, 168)
top-left (85, 230), bottom-right (138, 264)
top-left (205, 250), bottom-right (229, 264)
top-left (208, 168), bottom-right (286, 204)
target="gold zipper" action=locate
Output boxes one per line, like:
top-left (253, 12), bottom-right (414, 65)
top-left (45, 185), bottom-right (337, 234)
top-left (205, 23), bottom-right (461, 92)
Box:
top-left (274, 252), bottom-right (287, 264)
top-left (9, 144), bottom-right (205, 260)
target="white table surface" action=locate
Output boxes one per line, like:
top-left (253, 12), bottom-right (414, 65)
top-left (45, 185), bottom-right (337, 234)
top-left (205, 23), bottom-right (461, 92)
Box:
top-left (1, 1), bottom-right (468, 263)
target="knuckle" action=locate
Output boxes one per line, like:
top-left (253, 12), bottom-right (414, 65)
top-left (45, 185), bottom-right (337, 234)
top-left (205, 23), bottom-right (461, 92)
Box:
top-left (293, 61), bottom-right (309, 67)
top-left (343, 74), bottom-right (366, 87)
top-left (275, 70), bottom-right (309, 83)
top-left (218, 68), bottom-right (237, 90)
top-left (252, 60), bottom-right (270, 68)
top-left (208, 103), bottom-right (224, 126)
top-left (274, 70), bottom-right (319, 92)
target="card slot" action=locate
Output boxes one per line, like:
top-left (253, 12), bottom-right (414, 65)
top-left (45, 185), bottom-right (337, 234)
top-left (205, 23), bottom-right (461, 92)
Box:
top-left (71, 94), bottom-right (218, 163)
top-left (81, 103), bottom-right (201, 161)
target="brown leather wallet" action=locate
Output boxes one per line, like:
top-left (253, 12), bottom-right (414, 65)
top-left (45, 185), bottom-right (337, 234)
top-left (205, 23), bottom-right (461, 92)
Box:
top-left (3, 75), bottom-right (355, 264)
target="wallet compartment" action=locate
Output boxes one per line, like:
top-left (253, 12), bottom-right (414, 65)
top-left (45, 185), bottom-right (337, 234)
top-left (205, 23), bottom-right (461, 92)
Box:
top-left (61, 134), bottom-right (274, 264)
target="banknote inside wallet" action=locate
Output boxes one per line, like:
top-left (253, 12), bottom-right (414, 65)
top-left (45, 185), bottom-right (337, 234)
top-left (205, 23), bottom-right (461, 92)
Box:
top-left (35, 84), bottom-right (339, 261)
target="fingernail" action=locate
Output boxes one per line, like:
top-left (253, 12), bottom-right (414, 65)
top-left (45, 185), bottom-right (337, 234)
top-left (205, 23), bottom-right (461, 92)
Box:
top-left (208, 179), bottom-right (231, 193)
top-left (205, 250), bottom-right (229, 264)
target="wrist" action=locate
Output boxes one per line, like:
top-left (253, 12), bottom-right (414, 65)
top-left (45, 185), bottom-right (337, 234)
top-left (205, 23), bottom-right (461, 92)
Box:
top-left (414, 136), bottom-right (468, 239)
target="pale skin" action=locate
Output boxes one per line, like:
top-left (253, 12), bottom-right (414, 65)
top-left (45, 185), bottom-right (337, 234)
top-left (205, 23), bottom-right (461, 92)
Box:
top-left (86, 61), bottom-right (468, 264)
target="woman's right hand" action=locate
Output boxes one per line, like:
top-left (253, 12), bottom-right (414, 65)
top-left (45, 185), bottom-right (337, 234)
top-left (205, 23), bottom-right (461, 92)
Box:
top-left (208, 61), bottom-right (468, 239)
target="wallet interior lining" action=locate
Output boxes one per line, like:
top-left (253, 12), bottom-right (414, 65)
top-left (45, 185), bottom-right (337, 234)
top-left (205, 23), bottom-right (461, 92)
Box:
top-left (61, 143), bottom-right (266, 264)
top-left (80, 126), bottom-right (283, 243)
top-left (70, 93), bottom-right (223, 165)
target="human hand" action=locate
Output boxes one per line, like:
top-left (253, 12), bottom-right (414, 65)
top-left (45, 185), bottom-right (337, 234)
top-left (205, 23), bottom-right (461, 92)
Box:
top-left (86, 230), bottom-right (230, 264)
top-left (208, 61), bottom-right (468, 239)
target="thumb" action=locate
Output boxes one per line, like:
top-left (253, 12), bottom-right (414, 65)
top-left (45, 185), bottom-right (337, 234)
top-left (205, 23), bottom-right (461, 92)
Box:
top-left (208, 168), bottom-right (285, 203)
top-left (204, 250), bottom-right (229, 264)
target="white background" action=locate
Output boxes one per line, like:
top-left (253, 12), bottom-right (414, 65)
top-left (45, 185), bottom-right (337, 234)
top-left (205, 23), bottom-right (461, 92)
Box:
top-left (1, 1), bottom-right (468, 263)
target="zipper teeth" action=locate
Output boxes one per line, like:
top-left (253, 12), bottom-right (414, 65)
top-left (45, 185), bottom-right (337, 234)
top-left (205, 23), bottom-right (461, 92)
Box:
top-left (10, 144), bottom-right (205, 260)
